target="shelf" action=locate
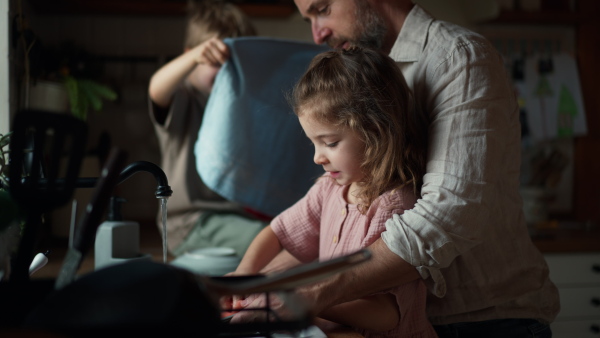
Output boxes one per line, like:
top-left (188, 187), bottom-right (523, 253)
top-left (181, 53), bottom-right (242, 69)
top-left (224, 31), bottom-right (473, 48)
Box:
top-left (487, 10), bottom-right (582, 25)
top-left (532, 227), bottom-right (600, 253)
top-left (28, 0), bottom-right (297, 18)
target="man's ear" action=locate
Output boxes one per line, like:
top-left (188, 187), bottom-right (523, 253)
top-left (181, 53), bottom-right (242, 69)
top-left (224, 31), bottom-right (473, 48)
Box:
top-left (184, 47), bottom-right (191, 53)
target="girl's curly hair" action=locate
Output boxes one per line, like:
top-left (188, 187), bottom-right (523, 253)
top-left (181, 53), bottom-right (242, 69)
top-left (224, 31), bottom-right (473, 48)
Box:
top-left (292, 47), bottom-right (428, 212)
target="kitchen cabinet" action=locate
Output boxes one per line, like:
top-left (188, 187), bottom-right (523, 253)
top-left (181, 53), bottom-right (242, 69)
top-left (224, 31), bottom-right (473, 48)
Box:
top-left (27, 0), bottom-right (297, 18)
top-left (544, 253), bottom-right (600, 337)
top-left (479, 0), bottom-right (600, 225)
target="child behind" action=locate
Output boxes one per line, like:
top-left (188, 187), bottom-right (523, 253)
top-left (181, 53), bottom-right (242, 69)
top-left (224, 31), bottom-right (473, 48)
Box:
top-left (228, 47), bottom-right (436, 337)
top-left (148, 0), bottom-right (267, 258)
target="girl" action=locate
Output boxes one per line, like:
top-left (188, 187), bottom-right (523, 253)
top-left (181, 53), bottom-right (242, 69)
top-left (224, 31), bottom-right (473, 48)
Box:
top-left (228, 47), bottom-right (435, 338)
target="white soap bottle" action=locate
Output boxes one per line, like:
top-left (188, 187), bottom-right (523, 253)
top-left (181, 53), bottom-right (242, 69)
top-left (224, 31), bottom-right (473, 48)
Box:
top-left (94, 197), bottom-right (149, 270)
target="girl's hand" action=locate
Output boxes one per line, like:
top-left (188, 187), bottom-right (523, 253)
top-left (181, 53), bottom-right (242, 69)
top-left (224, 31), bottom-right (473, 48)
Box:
top-left (219, 270), bottom-right (252, 318)
top-left (229, 292), bottom-right (307, 324)
top-left (220, 295), bottom-right (245, 318)
top-left (192, 36), bottom-right (230, 67)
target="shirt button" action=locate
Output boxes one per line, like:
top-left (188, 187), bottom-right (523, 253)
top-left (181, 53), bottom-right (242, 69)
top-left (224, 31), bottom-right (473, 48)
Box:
top-left (341, 208), bottom-right (346, 215)
top-left (333, 235), bottom-right (338, 244)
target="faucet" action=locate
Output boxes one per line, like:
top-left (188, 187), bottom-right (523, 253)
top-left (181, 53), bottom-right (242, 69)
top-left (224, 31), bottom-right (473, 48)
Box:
top-left (120, 161), bottom-right (173, 198)
top-left (74, 161), bottom-right (173, 198)
top-left (12, 160), bottom-right (173, 198)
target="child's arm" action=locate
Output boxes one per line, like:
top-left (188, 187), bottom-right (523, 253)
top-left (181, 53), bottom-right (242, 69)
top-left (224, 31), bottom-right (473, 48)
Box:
top-left (259, 249), bottom-right (302, 274)
top-left (318, 294), bottom-right (400, 332)
top-left (221, 225), bottom-right (284, 314)
top-left (235, 225), bottom-right (283, 275)
top-left (148, 36), bottom-right (229, 108)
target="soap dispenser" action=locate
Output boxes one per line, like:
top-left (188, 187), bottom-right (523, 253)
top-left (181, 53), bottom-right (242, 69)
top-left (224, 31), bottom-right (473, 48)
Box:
top-left (94, 197), bottom-right (151, 270)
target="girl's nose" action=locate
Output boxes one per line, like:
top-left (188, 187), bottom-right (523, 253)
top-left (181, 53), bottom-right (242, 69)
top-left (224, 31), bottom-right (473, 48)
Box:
top-left (312, 21), bottom-right (330, 45)
top-left (314, 150), bottom-right (328, 165)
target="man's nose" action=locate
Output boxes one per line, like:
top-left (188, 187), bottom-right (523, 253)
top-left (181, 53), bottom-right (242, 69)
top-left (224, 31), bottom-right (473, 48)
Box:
top-left (312, 20), bottom-right (330, 45)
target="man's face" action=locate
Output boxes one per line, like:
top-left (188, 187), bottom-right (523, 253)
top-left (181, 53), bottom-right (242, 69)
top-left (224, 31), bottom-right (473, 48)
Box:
top-left (294, 0), bottom-right (386, 50)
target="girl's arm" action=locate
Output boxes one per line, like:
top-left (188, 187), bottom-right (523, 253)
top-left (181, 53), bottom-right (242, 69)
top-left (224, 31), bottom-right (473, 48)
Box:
top-left (221, 226), bottom-right (283, 313)
top-left (260, 249), bottom-right (302, 274)
top-left (148, 36), bottom-right (228, 108)
top-left (318, 293), bottom-right (400, 332)
top-left (235, 225), bottom-right (283, 275)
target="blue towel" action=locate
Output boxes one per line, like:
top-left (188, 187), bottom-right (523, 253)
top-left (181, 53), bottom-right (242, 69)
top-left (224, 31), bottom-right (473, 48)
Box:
top-left (195, 37), bottom-right (329, 217)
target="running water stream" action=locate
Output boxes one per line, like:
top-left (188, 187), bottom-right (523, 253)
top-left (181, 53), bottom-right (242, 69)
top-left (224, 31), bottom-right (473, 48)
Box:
top-left (158, 197), bottom-right (168, 263)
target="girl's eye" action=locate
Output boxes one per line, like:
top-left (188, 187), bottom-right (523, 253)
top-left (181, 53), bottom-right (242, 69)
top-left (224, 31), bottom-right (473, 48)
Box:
top-left (326, 141), bottom-right (339, 148)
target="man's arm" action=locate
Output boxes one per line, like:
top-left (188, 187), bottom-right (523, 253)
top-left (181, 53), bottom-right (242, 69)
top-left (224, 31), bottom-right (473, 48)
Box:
top-left (319, 293), bottom-right (400, 332)
top-left (232, 239), bottom-right (418, 323)
top-left (297, 238), bottom-right (420, 316)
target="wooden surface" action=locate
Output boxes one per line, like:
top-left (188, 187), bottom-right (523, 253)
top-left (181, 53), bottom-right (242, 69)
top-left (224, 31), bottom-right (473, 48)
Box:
top-left (27, 0), bottom-right (297, 18)
top-left (573, 0), bottom-right (600, 226)
top-left (30, 222), bottom-right (171, 280)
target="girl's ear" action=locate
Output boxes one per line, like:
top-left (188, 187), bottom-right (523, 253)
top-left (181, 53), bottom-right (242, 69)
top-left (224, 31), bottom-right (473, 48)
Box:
top-left (184, 48), bottom-right (191, 53)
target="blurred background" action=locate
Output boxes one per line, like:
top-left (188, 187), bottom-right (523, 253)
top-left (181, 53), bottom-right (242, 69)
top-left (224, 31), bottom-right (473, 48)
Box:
top-left (0, 0), bottom-right (598, 238)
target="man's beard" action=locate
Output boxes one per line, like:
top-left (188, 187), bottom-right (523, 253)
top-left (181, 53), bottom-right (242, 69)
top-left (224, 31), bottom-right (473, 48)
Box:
top-left (353, 0), bottom-right (387, 50)
top-left (327, 0), bottom-right (387, 50)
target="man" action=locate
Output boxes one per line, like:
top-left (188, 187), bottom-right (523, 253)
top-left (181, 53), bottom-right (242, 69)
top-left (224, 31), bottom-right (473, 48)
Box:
top-left (238, 1), bottom-right (560, 336)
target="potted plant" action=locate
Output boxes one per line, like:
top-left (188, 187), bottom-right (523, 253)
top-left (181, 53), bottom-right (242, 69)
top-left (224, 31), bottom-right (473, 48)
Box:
top-left (15, 4), bottom-right (117, 121)
top-left (28, 41), bottom-right (118, 121)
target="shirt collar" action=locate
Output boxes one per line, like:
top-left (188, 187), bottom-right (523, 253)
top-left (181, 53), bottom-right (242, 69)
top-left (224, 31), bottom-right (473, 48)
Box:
top-left (389, 4), bottom-right (434, 62)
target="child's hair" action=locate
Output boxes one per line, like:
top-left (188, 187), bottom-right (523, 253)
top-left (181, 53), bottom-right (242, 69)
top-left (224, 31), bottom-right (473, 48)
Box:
top-left (184, 0), bottom-right (257, 49)
top-left (292, 47), bottom-right (428, 212)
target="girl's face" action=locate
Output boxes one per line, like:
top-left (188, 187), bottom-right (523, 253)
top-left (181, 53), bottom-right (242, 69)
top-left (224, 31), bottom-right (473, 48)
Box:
top-left (299, 113), bottom-right (365, 187)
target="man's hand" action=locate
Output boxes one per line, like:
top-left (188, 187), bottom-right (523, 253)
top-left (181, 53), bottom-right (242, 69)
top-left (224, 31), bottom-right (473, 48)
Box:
top-left (228, 239), bottom-right (420, 325)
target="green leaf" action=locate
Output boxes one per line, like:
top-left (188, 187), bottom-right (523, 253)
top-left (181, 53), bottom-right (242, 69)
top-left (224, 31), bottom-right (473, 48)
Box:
top-left (76, 84), bottom-right (89, 120)
top-left (63, 76), bottom-right (117, 120)
top-left (82, 80), bottom-right (117, 101)
top-left (64, 76), bottom-right (80, 117)
top-left (79, 80), bottom-right (103, 111)
top-left (0, 132), bottom-right (11, 148)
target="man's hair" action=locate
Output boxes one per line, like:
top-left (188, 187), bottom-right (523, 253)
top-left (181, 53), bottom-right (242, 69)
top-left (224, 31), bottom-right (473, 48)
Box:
top-left (185, 0), bottom-right (257, 49)
top-left (292, 47), bottom-right (428, 212)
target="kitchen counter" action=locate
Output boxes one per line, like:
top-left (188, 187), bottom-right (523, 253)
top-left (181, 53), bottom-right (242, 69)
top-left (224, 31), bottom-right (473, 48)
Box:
top-left (30, 222), bottom-right (171, 280)
top-left (30, 222), bottom-right (597, 278)
top-left (20, 222), bottom-right (598, 338)
top-left (531, 225), bottom-right (600, 253)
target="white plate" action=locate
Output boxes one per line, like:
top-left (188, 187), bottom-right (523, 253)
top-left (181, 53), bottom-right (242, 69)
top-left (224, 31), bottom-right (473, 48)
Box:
top-left (170, 247), bottom-right (240, 276)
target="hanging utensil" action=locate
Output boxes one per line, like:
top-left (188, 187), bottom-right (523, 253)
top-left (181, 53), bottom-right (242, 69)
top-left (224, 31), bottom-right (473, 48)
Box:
top-left (55, 148), bottom-right (127, 290)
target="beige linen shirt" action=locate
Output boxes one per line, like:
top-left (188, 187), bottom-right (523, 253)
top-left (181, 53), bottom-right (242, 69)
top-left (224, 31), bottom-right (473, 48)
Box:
top-left (382, 5), bottom-right (560, 325)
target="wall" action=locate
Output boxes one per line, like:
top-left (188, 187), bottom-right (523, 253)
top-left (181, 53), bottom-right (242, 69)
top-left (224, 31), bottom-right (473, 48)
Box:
top-left (0, 0), bottom-right (9, 136)
top-left (16, 1), bottom-right (600, 237)
top-left (573, 0), bottom-right (600, 224)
